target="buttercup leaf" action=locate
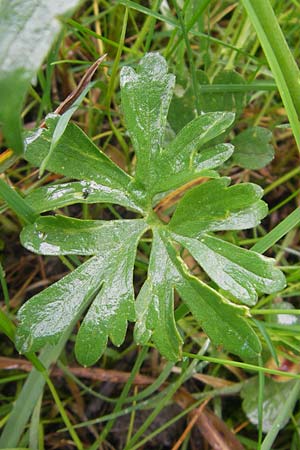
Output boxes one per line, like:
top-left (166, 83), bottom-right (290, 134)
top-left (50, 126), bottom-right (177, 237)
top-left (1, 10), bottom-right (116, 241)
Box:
top-left (15, 53), bottom-right (284, 365)
top-left (232, 126), bottom-right (274, 169)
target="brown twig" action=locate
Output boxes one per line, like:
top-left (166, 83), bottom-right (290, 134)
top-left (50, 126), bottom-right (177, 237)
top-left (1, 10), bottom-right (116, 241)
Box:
top-left (40, 54), bottom-right (107, 127)
top-left (154, 177), bottom-right (210, 220)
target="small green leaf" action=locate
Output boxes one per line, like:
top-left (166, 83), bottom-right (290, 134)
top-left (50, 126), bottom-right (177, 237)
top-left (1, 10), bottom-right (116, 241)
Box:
top-left (25, 180), bottom-right (142, 213)
top-left (232, 126), bottom-right (275, 169)
top-left (24, 115), bottom-right (146, 212)
top-left (120, 53), bottom-right (175, 186)
top-left (197, 70), bottom-right (246, 117)
top-left (20, 216), bottom-right (148, 256)
top-left (173, 233), bottom-right (286, 306)
top-left (0, 0), bottom-right (81, 153)
top-left (169, 177), bottom-right (268, 238)
top-left (241, 377), bottom-right (297, 432)
top-left (134, 230), bottom-right (183, 361)
top-left (168, 70), bottom-right (246, 133)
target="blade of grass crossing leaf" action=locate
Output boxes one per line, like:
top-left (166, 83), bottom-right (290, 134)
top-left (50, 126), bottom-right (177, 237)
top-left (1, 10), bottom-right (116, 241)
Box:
top-left (251, 208), bottom-right (300, 254)
top-left (0, 178), bottom-right (37, 224)
top-left (261, 380), bottom-right (300, 450)
top-left (241, 0), bottom-right (300, 150)
top-left (39, 82), bottom-right (96, 176)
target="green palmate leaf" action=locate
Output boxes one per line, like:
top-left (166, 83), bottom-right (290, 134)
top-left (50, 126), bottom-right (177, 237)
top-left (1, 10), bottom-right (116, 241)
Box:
top-left (173, 233), bottom-right (286, 306)
top-left (135, 230), bottom-right (183, 361)
top-left (0, 0), bottom-right (82, 153)
top-left (169, 177), bottom-right (267, 238)
top-left (14, 52), bottom-right (285, 366)
top-left (232, 126), bottom-right (274, 169)
top-left (24, 115), bottom-right (146, 213)
top-left (120, 52), bottom-right (175, 186)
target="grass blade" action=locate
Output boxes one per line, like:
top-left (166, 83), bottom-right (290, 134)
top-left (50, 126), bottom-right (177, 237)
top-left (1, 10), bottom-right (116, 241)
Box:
top-left (241, 0), bottom-right (300, 150)
top-left (251, 208), bottom-right (300, 254)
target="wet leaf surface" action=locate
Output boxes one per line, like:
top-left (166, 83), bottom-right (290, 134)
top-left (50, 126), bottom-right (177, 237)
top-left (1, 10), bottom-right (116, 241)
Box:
top-left (16, 53), bottom-right (285, 365)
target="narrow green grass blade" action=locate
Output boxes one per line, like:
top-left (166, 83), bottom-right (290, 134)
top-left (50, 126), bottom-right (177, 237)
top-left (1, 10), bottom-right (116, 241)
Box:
top-left (45, 376), bottom-right (83, 450)
top-left (124, 360), bottom-right (189, 450)
top-left (251, 208), bottom-right (300, 254)
top-left (257, 355), bottom-right (265, 449)
top-left (29, 395), bottom-right (42, 450)
top-left (261, 380), bottom-right (300, 450)
top-left (0, 344), bottom-right (64, 448)
top-left (0, 308), bottom-right (15, 341)
top-left (0, 261), bottom-right (10, 308)
top-left (89, 347), bottom-right (148, 449)
top-left (241, 0), bottom-right (300, 150)
top-left (0, 178), bottom-right (37, 224)
top-left (172, 0), bottom-right (200, 113)
top-left (183, 352), bottom-right (300, 380)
